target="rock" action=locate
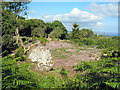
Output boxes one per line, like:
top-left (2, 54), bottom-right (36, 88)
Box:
top-left (28, 46), bottom-right (53, 71)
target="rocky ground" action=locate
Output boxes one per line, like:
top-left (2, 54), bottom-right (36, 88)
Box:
top-left (43, 40), bottom-right (101, 76)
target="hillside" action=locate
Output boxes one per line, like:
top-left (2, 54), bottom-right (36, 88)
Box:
top-left (1, 2), bottom-right (120, 89)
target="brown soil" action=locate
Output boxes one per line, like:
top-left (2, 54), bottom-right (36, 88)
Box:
top-left (44, 40), bottom-right (101, 77)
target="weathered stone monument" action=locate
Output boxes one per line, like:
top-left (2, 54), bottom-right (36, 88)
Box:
top-left (28, 46), bottom-right (53, 71)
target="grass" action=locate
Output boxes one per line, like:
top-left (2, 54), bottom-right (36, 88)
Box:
top-left (51, 48), bottom-right (75, 59)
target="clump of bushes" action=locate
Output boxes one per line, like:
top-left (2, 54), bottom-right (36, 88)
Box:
top-left (24, 41), bottom-right (29, 44)
top-left (14, 48), bottom-right (26, 61)
top-left (96, 38), bottom-right (117, 49)
top-left (71, 38), bottom-right (94, 46)
top-left (59, 66), bottom-right (69, 76)
top-left (39, 37), bottom-right (49, 45)
top-left (15, 48), bottom-right (24, 57)
top-left (101, 47), bottom-right (120, 58)
top-left (32, 37), bottom-right (49, 45)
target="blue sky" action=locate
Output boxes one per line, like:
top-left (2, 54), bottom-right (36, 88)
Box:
top-left (26, 2), bottom-right (118, 33)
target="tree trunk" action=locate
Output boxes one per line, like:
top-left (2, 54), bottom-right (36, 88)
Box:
top-left (15, 14), bottom-right (26, 53)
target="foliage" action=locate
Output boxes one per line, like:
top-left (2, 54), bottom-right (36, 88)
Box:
top-left (96, 38), bottom-right (118, 49)
top-left (15, 47), bottom-right (24, 57)
top-left (2, 56), bottom-right (40, 89)
top-left (32, 37), bottom-right (49, 45)
top-left (73, 49), bottom-right (120, 89)
top-left (2, 2), bottom-right (30, 56)
top-left (71, 23), bottom-right (94, 39)
top-left (71, 38), bottom-right (94, 46)
top-left (2, 10), bottom-right (18, 56)
top-left (49, 27), bottom-right (63, 39)
top-left (59, 66), bottom-right (69, 76)
top-left (39, 37), bottom-right (49, 45)
top-left (24, 40), bottom-right (29, 44)
top-left (101, 47), bottom-right (120, 58)
top-left (78, 29), bottom-right (94, 39)
top-left (31, 27), bottom-right (46, 37)
top-left (19, 19), bottom-right (47, 37)
top-left (38, 72), bottom-right (64, 88)
top-left (80, 38), bottom-right (94, 45)
top-left (48, 20), bottom-right (68, 39)
top-left (71, 23), bottom-right (80, 39)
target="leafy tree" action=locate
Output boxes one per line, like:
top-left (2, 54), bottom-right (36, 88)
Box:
top-left (19, 19), bottom-right (47, 37)
top-left (71, 23), bottom-right (80, 39)
top-left (71, 23), bottom-right (94, 40)
top-left (48, 20), bottom-right (68, 39)
top-left (49, 27), bottom-right (63, 39)
top-left (31, 27), bottom-right (46, 37)
top-left (79, 29), bottom-right (94, 39)
top-left (2, 1), bottom-right (30, 56)
top-left (45, 22), bottom-right (54, 35)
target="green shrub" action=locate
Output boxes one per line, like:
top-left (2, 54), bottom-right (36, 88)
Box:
top-left (82, 38), bottom-right (94, 45)
top-left (74, 57), bottom-right (120, 89)
top-left (71, 38), bottom-right (94, 46)
top-left (2, 56), bottom-right (40, 89)
top-left (59, 66), bottom-right (69, 76)
top-left (39, 37), bottom-right (49, 45)
top-left (24, 41), bottom-right (29, 44)
top-left (38, 73), bottom-right (64, 88)
top-left (101, 47), bottom-right (120, 58)
top-left (96, 38), bottom-right (117, 49)
top-left (15, 55), bottom-right (26, 61)
top-left (15, 48), bottom-right (24, 57)
top-left (32, 37), bottom-right (49, 45)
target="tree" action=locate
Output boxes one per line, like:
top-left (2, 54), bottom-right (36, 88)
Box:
top-left (31, 27), bottom-right (46, 37)
top-left (45, 22), bottom-right (54, 35)
top-left (2, 1), bottom-right (31, 56)
top-left (48, 20), bottom-right (68, 39)
top-left (79, 29), bottom-right (94, 39)
top-left (48, 27), bottom-right (63, 39)
top-left (71, 23), bottom-right (80, 39)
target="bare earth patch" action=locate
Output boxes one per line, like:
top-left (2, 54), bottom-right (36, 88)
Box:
top-left (43, 40), bottom-right (101, 76)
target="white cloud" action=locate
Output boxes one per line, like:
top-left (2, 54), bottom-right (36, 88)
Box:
top-left (42, 8), bottom-right (104, 31)
top-left (96, 22), bottom-right (103, 26)
top-left (88, 3), bottom-right (118, 17)
top-left (42, 8), bottom-right (102, 23)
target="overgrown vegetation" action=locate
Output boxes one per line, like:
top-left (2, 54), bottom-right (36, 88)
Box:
top-left (1, 1), bottom-right (119, 89)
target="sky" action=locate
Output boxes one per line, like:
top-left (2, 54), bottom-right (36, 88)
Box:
top-left (26, 2), bottom-right (118, 33)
